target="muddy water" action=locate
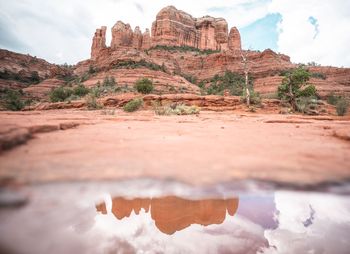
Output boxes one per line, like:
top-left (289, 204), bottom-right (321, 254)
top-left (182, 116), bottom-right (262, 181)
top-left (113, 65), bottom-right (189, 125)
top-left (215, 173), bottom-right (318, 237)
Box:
top-left (0, 179), bottom-right (350, 254)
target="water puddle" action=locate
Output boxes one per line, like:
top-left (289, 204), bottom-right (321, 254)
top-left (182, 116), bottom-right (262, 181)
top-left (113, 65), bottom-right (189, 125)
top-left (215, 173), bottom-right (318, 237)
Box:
top-left (0, 179), bottom-right (350, 254)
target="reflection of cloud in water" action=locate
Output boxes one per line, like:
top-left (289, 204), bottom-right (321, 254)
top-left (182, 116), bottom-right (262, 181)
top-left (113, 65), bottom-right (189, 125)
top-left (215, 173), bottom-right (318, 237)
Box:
top-left (236, 194), bottom-right (278, 229)
top-left (261, 191), bottom-right (350, 254)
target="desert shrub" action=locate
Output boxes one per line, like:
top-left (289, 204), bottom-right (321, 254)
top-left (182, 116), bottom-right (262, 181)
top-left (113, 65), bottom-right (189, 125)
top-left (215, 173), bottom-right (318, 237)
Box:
top-left (0, 69), bottom-right (41, 84)
top-left (148, 45), bottom-right (220, 55)
top-left (80, 72), bottom-right (90, 82)
top-left (277, 66), bottom-right (317, 112)
top-left (113, 60), bottom-right (166, 73)
top-left (173, 104), bottom-right (200, 115)
top-left (90, 80), bottom-right (121, 97)
top-left (327, 92), bottom-right (341, 105)
top-left (241, 90), bottom-right (261, 105)
top-left (88, 65), bottom-right (97, 74)
top-left (49, 86), bottom-right (73, 102)
top-left (134, 78), bottom-right (154, 94)
top-left (30, 71), bottom-right (40, 84)
top-left (102, 76), bottom-right (116, 87)
top-left (72, 84), bottom-right (89, 97)
top-left (336, 98), bottom-right (348, 116)
top-left (153, 102), bottom-right (200, 115)
top-left (295, 96), bottom-right (319, 114)
top-left (297, 84), bottom-right (317, 97)
top-left (85, 94), bottom-right (103, 110)
top-left (311, 72), bottom-right (326, 80)
top-left (3, 89), bottom-right (24, 111)
top-left (123, 98), bottom-right (143, 112)
top-left (307, 61), bottom-right (320, 67)
top-left (205, 71), bottom-right (250, 96)
top-left (181, 73), bottom-right (197, 84)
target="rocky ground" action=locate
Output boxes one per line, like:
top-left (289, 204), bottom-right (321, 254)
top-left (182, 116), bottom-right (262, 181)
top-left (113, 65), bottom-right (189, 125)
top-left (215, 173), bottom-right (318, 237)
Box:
top-left (1, 109), bottom-right (349, 187)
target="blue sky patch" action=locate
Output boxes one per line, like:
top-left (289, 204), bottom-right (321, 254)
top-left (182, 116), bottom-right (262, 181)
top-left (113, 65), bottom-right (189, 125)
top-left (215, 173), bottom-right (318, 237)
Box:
top-left (308, 16), bottom-right (319, 39)
top-left (240, 13), bottom-right (282, 51)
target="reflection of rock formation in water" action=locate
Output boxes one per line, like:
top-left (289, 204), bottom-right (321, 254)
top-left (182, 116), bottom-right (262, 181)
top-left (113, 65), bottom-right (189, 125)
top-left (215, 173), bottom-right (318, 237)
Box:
top-left (96, 196), bottom-right (239, 235)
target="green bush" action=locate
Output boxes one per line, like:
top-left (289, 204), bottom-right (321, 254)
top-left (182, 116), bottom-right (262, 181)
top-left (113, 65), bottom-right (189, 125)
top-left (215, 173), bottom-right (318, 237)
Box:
top-left (88, 78), bottom-right (121, 98)
top-left (85, 94), bottom-right (103, 110)
top-left (123, 98), bottom-right (143, 112)
top-left (181, 73), bottom-right (197, 84)
top-left (88, 65), bottom-right (97, 74)
top-left (327, 92), bottom-right (341, 105)
top-left (241, 90), bottom-right (261, 105)
top-left (113, 60), bottom-right (166, 73)
top-left (311, 72), bottom-right (326, 80)
top-left (277, 66), bottom-right (317, 112)
top-left (205, 71), bottom-right (248, 96)
top-left (298, 84), bottom-right (317, 97)
top-left (102, 76), bottom-right (116, 87)
top-left (336, 98), bottom-right (348, 116)
top-left (73, 84), bottom-right (89, 96)
top-left (134, 78), bottom-right (154, 94)
top-left (3, 89), bottom-right (24, 111)
top-left (49, 86), bottom-right (73, 102)
top-left (30, 71), bottom-right (41, 84)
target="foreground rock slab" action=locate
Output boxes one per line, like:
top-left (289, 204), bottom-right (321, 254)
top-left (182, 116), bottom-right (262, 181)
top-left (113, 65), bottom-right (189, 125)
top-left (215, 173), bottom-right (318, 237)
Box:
top-left (0, 110), bottom-right (349, 186)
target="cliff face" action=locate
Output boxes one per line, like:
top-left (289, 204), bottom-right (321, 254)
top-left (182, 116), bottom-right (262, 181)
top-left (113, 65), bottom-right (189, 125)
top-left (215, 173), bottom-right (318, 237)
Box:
top-left (90, 5), bottom-right (242, 55)
top-left (91, 26), bottom-right (106, 60)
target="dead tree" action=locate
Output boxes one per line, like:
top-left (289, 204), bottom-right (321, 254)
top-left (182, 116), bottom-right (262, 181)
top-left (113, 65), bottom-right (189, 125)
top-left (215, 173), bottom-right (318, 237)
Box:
top-left (240, 50), bottom-right (251, 107)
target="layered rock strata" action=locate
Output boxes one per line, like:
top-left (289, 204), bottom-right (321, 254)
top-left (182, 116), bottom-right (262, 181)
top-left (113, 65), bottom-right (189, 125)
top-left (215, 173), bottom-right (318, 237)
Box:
top-left (91, 26), bottom-right (106, 60)
top-left (90, 5), bottom-right (242, 57)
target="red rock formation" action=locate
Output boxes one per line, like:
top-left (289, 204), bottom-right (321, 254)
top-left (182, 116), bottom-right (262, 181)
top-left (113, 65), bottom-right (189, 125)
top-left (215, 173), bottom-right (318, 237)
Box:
top-left (228, 27), bottom-right (241, 51)
top-left (152, 6), bottom-right (232, 51)
top-left (151, 6), bottom-right (198, 48)
top-left (23, 78), bottom-right (65, 100)
top-left (142, 29), bottom-right (151, 50)
top-left (90, 6), bottom-right (241, 56)
top-left (0, 49), bottom-right (71, 90)
top-left (91, 26), bottom-right (106, 59)
top-left (195, 16), bottom-right (229, 50)
top-left (132, 26), bottom-right (143, 49)
top-left (111, 21), bottom-right (134, 49)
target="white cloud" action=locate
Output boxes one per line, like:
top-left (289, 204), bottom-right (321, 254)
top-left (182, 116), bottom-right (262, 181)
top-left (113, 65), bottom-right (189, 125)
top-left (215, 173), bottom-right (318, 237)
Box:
top-left (269, 0), bottom-right (350, 67)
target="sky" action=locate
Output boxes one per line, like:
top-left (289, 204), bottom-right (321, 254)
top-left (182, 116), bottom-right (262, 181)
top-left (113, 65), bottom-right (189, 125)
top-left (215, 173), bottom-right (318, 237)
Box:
top-left (0, 0), bottom-right (349, 67)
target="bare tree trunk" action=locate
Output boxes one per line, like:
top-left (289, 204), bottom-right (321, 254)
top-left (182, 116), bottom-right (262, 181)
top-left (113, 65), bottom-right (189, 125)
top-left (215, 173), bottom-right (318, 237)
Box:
top-left (241, 51), bottom-right (250, 107)
top-left (245, 70), bottom-right (250, 107)
top-left (289, 81), bottom-right (296, 111)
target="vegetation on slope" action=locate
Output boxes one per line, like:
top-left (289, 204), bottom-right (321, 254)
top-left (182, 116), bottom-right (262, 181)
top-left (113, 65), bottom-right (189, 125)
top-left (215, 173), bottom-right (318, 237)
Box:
top-left (277, 66), bottom-right (319, 114)
top-left (147, 45), bottom-right (220, 55)
top-left (134, 78), bottom-right (154, 94)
